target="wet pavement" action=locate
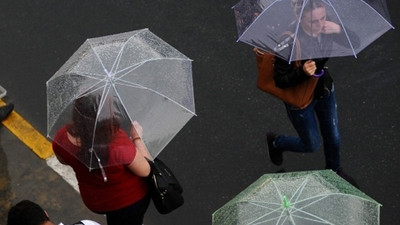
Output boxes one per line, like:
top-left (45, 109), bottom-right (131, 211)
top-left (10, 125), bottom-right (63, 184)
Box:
top-left (0, 0), bottom-right (399, 224)
top-left (0, 129), bottom-right (108, 225)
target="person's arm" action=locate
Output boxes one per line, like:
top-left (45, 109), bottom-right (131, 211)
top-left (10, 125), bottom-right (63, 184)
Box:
top-left (323, 21), bottom-right (361, 49)
top-left (127, 121), bottom-right (151, 177)
top-left (52, 142), bottom-right (68, 165)
top-left (127, 141), bottom-right (151, 177)
top-left (322, 20), bottom-right (342, 34)
top-left (274, 57), bottom-right (310, 88)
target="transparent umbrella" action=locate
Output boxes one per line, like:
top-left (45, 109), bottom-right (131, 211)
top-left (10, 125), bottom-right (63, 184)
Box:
top-left (212, 170), bottom-right (381, 225)
top-left (47, 28), bottom-right (195, 171)
top-left (232, 0), bottom-right (394, 62)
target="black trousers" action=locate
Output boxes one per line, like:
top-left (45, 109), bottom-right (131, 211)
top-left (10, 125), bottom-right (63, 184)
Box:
top-left (105, 194), bottom-right (151, 225)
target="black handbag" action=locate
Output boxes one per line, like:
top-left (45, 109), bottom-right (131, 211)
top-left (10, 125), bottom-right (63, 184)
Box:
top-left (147, 158), bottom-right (184, 214)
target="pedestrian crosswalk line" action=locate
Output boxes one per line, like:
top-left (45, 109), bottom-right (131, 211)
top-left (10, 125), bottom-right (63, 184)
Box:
top-left (0, 99), bottom-right (54, 159)
top-left (1, 99), bottom-right (80, 192)
top-left (47, 155), bottom-right (79, 192)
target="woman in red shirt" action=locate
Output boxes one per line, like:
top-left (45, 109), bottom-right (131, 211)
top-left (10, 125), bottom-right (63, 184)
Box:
top-left (52, 95), bottom-right (151, 225)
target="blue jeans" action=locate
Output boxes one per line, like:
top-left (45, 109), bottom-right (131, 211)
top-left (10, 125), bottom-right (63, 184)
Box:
top-left (274, 86), bottom-right (340, 170)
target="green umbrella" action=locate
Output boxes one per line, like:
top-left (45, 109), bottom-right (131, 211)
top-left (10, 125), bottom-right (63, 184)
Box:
top-left (212, 170), bottom-right (381, 225)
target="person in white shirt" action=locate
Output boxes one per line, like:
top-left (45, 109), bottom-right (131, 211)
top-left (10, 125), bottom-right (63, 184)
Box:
top-left (7, 200), bottom-right (101, 225)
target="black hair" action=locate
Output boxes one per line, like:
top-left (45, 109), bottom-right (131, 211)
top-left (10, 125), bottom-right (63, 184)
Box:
top-left (67, 95), bottom-right (119, 167)
top-left (7, 200), bottom-right (50, 225)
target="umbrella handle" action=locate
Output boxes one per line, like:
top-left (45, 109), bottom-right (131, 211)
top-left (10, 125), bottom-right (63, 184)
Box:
top-left (313, 69), bottom-right (325, 78)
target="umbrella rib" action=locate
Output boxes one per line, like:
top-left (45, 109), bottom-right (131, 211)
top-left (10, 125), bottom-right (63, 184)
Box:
top-left (248, 201), bottom-right (281, 208)
top-left (87, 31), bottom-right (144, 77)
top-left (70, 72), bottom-right (106, 80)
top-left (291, 195), bottom-right (330, 212)
top-left (246, 195), bottom-right (332, 225)
top-left (112, 77), bottom-right (195, 115)
top-left (293, 192), bottom-right (381, 206)
top-left (290, 205), bottom-right (334, 224)
top-left (276, 209), bottom-right (289, 225)
top-left (288, 193), bottom-right (374, 224)
top-left (52, 71), bottom-right (105, 85)
top-left (289, 0), bottom-right (309, 63)
top-left (108, 79), bottom-right (137, 132)
top-left (74, 77), bottom-right (108, 99)
top-left (274, 176), bottom-right (323, 224)
top-left (109, 30), bottom-right (142, 75)
top-left (49, 77), bottom-right (107, 133)
top-left (246, 211), bottom-right (283, 225)
top-left (109, 29), bottom-right (151, 75)
top-left (114, 61), bottom-right (144, 76)
top-left (87, 40), bottom-right (111, 77)
top-left (109, 44), bottom-right (125, 75)
top-left (271, 180), bottom-right (289, 225)
top-left (246, 201), bottom-right (300, 225)
top-left (245, 201), bottom-right (288, 225)
top-left (272, 180), bottom-right (284, 203)
top-left (109, 29), bottom-right (180, 76)
top-left (87, 83), bottom-right (112, 180)
top-left (248, 192), bottom-right (378, 225)
top-left (286, 194), bottom-right (334, 224)
top-left (289, 176), bottom-right (310, 206)
top-left (114, 57), bottom-right (191, 76)
top-left (109, 39), bottom-right (126, 75)
top-left (47, 80), bottom-right (106, 139)
top-left (291, 213), bottom-right (333, 224)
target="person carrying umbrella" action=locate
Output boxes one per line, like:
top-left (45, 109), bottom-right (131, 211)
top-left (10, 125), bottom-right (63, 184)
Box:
top-left (47, 29), bottom-right (195, 224)
top-left (266, 0), bottom-right (358, 186)
top-left (52, 95), bottom-right (152, 225)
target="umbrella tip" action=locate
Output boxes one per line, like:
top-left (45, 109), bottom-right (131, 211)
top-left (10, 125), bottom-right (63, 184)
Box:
top-left (283, 196), bottom-right (290, 209)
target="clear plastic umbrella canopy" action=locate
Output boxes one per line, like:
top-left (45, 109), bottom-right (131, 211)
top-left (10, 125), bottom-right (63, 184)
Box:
top-left (212, 170), bottom-right (381, 225)
top-left (232, 0), bottom-right (394, 62)
top-left (47, 28), bottom-right (195, 169)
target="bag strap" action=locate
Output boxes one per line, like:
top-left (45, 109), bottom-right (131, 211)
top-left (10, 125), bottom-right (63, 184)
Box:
top-left (253, 47), bottom-right (301, 70)
top-left (254, 30), bottom-right (302, 68)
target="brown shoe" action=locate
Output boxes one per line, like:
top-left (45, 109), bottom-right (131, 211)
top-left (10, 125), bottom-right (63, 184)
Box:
top-left (266, 132), bottom-right (283, 166)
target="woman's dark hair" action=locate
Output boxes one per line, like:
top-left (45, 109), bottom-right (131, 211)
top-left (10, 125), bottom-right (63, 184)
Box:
top-left (291, 0), bottom-right (326, 17)
top-left (67, 95), bottom-right (119, 167)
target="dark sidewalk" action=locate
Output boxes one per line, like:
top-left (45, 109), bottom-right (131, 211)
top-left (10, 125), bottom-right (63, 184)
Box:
top-left (1, 1), bottom-right (399, 224)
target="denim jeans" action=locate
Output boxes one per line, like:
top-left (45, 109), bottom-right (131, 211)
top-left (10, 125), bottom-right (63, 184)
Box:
top-left (274, 85), bottom-right (341, 170)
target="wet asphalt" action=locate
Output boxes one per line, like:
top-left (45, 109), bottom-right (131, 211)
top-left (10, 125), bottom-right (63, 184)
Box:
top-left (0, 0), bottom-right (399, 224)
